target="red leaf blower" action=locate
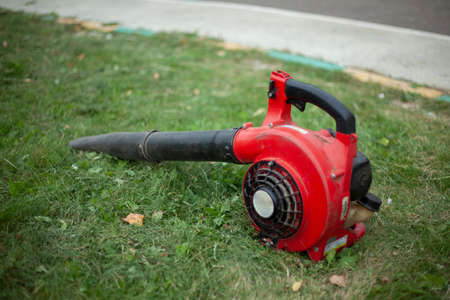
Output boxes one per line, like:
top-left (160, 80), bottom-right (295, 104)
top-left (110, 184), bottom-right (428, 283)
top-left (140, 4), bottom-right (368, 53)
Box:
top-left (70, 70), bottom-right (381, 261)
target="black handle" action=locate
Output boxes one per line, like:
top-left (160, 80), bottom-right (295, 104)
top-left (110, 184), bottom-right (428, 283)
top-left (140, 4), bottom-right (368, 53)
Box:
top-left (285, 79), bottom-right (355, 134)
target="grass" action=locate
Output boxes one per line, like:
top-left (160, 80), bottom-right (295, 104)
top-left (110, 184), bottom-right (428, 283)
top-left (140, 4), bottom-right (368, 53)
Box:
top-left (0, 10), bottom-right (449, 299)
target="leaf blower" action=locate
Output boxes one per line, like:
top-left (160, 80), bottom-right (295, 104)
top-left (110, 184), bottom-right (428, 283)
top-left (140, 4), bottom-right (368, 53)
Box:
top-left (70, 70), bottom-right (381, 261)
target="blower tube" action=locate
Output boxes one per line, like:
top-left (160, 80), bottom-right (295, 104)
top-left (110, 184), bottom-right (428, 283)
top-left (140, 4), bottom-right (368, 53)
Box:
top-left (69, 129), bottom-right (241, 163)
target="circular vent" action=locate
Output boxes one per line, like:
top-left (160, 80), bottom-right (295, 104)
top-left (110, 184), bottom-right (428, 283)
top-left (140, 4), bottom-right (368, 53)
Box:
top-left (244, 161), bottom-right (303, 240)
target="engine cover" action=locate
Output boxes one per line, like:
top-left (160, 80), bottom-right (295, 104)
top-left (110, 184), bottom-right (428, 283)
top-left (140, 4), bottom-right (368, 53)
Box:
top-left (233, 71), bottom-right (374, 261)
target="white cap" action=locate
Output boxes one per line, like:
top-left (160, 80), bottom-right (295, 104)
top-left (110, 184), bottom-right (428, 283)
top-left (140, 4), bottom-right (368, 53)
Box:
top-left (253, 189), bottom-right (275, 218)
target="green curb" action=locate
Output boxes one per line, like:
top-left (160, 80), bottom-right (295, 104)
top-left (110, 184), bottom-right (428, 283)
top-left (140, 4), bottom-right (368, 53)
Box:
top-left (114, 26), bottom-right (155, 36)
top-left (436, 94), bottom-right (450, 102)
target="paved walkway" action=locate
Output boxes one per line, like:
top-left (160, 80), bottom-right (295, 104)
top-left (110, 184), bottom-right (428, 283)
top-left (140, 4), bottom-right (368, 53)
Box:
top-left (2, 0), bottom-right (449, 90)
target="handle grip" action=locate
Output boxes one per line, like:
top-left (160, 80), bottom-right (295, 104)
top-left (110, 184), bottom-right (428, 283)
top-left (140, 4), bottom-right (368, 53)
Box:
top-left (285, 79), bottom-right (355, 134)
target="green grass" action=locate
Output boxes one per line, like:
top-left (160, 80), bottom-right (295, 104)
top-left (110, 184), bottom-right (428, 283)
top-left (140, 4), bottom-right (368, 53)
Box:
top-left (0, 10), bottom-right (449, 299)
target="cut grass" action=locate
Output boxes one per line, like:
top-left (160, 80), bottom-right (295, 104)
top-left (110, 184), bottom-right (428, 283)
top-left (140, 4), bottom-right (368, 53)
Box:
top-left (0, 10), bottom-right (449, 299)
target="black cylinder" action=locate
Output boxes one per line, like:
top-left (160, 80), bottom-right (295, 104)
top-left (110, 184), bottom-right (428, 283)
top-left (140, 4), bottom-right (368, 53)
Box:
top-left (143, 129), bottom-right (240, 163)
top-left (69, 129), bottom-right (241, 163)
top-left (69, 132), bottom-right (149, 161)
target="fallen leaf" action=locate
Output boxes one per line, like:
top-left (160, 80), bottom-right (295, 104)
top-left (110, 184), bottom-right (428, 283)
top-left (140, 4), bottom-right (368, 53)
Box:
top-left (329, 274), bottom-right (346, 287)
top-left (217, 50), bottom-right (226, 57)
top-left (126, 90), bottom-right (132, 96)
top-left (152, 210), bottom-right (163, 220)
top-left (179, 37), bottom-right (188, 46)
top-left (194, 88), bottom-right (200, 96)
top-left (123, 213), bottom-right (144, 226)
top-left (252, 107), bottom-right (265, 117)
top-left (381, 276), bottom-right (390, 284)
top-left (2, 41), bottom-right (7, 48)
top-left (24, 78), bottom-right (31, 83)
top-left (77, 53), bottom-right (85, 61)
top-left (153, 72), bottom-right (160, 80)
top-left (222, 223), bottom-right (232, 230)
top-left (291, 280), bottom-right (303, 292)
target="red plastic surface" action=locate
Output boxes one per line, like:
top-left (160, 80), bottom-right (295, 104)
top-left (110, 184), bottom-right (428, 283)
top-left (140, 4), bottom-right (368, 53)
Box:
top-left (234, 70), bottom-right (363, 261)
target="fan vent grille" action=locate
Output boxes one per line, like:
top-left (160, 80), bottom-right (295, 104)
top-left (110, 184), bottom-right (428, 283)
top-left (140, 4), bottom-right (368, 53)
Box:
top-left (244, 161), bottom-right (303, 239)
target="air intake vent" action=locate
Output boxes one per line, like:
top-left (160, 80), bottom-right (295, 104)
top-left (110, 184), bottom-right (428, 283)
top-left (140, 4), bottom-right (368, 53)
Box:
top-left (244, 161), bottom-right (303, 240)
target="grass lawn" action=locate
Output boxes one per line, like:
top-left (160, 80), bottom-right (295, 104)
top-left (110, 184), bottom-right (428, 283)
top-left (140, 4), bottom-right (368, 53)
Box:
top-left (1, 10), bottom-right (449, 299)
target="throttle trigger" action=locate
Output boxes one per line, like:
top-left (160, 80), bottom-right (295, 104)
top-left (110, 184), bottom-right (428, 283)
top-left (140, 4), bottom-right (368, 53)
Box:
top-left (287, 99), bottom-right (306, 112)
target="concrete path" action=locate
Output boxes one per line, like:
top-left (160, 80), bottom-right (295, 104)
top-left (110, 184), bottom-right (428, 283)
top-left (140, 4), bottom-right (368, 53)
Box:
top-left (2, 0), bottom-right (449, 90)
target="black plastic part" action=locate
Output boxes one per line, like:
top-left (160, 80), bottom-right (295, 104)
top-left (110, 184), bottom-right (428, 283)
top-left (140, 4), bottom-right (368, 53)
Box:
top-left (268, 80), bottom-right (276, 99)
top-left (285, 79), bottom-right (356, 134)
top-left (357, 193), bottom-right (382, 212)
top-left (287, 99), bottom-right (306, 112)
top-left (326, 128), bottom-right (336, 138)
top-left (143, 129), bottom-right (241, 163)
top-left (69, 132), bottom-right (149, 161)
top-left (69, 128), bottom-right (242, 163)
top-left (350, 151), bottom-right (373, 201)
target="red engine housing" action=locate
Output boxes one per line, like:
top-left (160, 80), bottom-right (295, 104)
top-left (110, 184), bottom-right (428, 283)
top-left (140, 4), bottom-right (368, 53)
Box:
top-left (233, 71), bottom-right (365, 261)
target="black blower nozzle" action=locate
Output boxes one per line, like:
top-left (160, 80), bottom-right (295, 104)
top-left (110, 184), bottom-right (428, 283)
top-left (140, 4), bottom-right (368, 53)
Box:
top-left (69, 132), bottom-right (149, 161)
top-left (69, 129), bottom-right (240, 163)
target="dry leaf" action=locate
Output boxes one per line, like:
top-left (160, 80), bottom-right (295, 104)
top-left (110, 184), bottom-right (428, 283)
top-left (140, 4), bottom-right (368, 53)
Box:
top-left (252, 107), bottom-right (265, 117)
top-left (222, 223), bottom-right (232, 230)
top-left (381, 276), bottom-right (390, 284)
top-left (194, 88), bottom-right (200, 96)
top-left (57, 17), bottom-right (79, 25)
top-left (179, 37), bottom-right (188, 46)
top-left (126, 90), bottom-right (132, 96)
top-left (2, 41), bottom-right (7, 48)
top-left (153, 72), bottom-right (160, 80)
top-left (217, 50), bottom-right (226, 57)
top-left (219, 42), bottom-right (250, 50)
top-left (77, 53), bottom-right (85, 61)
top-left (329, 274), bottom-right (346, 287)
top-left (152, 210), bottom-right (163, 220)
top-left (24, 78), bottom-right (31, 83)
top-left (291, 280), bottom-right (303, 292)
top-left (123, 213), bottom-right (144, 226)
